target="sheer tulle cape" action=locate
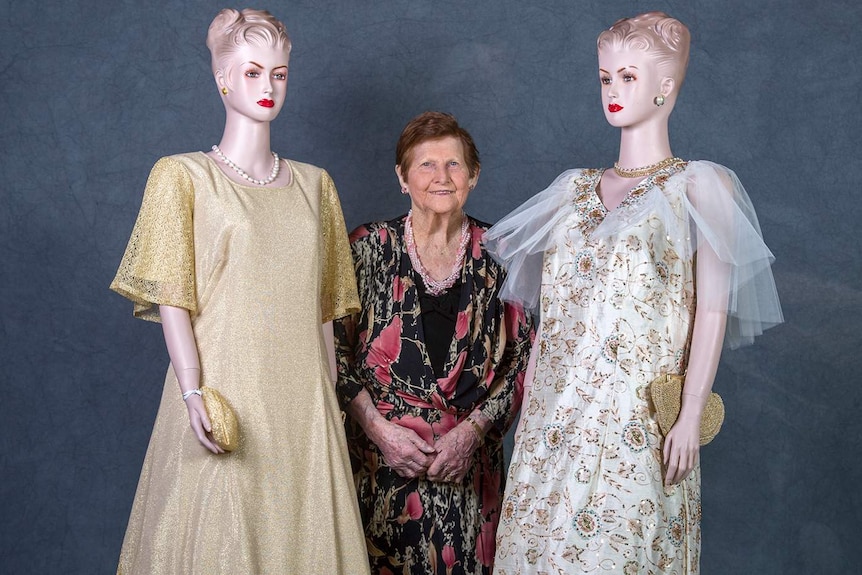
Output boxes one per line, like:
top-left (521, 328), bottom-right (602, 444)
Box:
top-left (483, 161), bottom-right (783, 349)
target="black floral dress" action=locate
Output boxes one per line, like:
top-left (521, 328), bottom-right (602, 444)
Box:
top-left (334, 215), bottom-right (534, 575)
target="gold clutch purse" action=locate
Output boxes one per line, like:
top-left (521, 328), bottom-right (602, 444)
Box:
top-left (201, 386), bottom-right (239, 452)
top-left (649, 374), bottom-right (724, 446)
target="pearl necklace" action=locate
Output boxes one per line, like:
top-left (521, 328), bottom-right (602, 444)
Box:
top-left (211, 145), bottom-right (280, 186)
top-left (404, 210), bottom-right (471, 296)
top-left (613, 157), bottom-right (682, 178)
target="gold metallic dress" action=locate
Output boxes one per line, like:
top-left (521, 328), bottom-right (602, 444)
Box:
top-left (111, 152), bottom-right (370, 574)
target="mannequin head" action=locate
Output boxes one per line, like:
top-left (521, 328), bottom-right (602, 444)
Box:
top-left (597, 12), bottom-right (690, 124)
top-left (598, 12), bottom-right (690, 88)
top-left (206, 9), bottom-right (291, 89)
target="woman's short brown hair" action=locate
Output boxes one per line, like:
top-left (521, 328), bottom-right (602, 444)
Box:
top-left (395, 111), bottom-right (480, 180)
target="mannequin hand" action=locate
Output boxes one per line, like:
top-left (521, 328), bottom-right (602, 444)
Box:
top-left (662, 410), bottom-right (700, 485)
top-left (184, 395), bottom-right (225, 454)
top-left (371, 419), bottom-right (436, 479)
top-left (425, 423), bottom-right (480, 484)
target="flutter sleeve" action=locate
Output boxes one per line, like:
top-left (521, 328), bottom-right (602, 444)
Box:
top-left (482, 169), bottom-right (581, 313)
top-left (109, 156), bottom-right (196, 322)
top-left (319, 170), bottom-right (361, 323)
top-left (591, 160), bottom-right (784, 348)
top-left (681, 161), bottom-right (784, 348)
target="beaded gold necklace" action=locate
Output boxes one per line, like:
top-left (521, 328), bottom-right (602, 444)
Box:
top-left (613, 157), bottom-right (682, 178)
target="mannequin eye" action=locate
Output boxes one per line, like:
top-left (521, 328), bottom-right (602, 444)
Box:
top-left (245, 69), bottom-right (261, 78)
top-left (600, 76), bottom-right (611, 85)
top-left (273, 72), bottom-right (287, 81)
top-left (622, 73), bottom-right (636, 82)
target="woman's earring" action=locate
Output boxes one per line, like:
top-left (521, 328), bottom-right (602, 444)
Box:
top-left (401, 187), bottom-right (408, 195)
top-left (654, 94), bottom-right (665, 107)
top-left (221, 87), bottom-right (229, 95)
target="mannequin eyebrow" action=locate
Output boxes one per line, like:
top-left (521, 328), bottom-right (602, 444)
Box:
top-left (244, 60), bottom-right (288, 69)
top-left (599, 66), bottom-right (640, 73)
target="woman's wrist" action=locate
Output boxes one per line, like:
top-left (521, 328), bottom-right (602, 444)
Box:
top-left (464, 416), bottom-right (485, 445)
top-left (365, 412), bottom-right (390, 444)
top-left (348, 391), bottom-right (387, 442)
top-left (463, 409), bottom-right (492, 446)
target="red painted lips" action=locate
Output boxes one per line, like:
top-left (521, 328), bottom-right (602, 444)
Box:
top-left (257, 99), bottom-right (275, 108)
top-left (608, 103), bottom-right (623, 113)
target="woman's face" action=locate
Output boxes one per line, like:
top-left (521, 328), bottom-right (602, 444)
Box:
top-left (598, 46), bottom-right (668, 128)
top-left (397, 136), bottom-right (478, 218)
top-left (219, 43), bottom-right (290, 122)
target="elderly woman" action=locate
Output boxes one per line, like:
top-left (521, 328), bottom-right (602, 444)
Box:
top-left (334, 111), bottom-right (533, 574)
top-left (485, 12), bottom-right (782, 574)
top-left (110, 8), bottom-right (368, 573)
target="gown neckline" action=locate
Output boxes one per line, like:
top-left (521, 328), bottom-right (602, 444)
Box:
top-left (593, 160), bottom-right (688, 213)
top-left (197, 150), bottom-right (295, 191)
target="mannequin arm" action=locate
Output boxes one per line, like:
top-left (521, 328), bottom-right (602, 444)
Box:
top-left (662, 245), bottom-right (728, 485)
top-left (159, 305), bottom-right (223, 454)
top-left (522, 319), bottom-right (542, 406)
top-left (506, 319), bottom-right (542, 446)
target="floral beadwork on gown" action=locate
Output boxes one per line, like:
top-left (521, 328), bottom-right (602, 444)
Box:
top-left (486, 159), bottom-right (781, 574)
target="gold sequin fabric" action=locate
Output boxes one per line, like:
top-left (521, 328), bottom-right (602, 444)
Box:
top-left (495, 164), bottom-right (703, 574)
top-left (110, 157), bottom-right (197, 321)
top-left (111, 153), bottom-right (368, 574)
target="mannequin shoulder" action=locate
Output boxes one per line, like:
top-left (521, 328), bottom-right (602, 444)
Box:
top-left (144, 153), bottom-right (201, 182)
top-left (148, 151), bottom-right (211, 176)
top-left (682, 160), bottom-right (737, 179)
top-left (677, 160), bottom-right (753, 204)
top-left (283, 158), bottom-right (324, 178)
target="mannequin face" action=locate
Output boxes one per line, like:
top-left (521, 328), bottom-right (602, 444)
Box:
top-left (218, 43), bottom-right (290, 122)
top-left (598, 46), bottom-right (672, 128)
top-left (396, 136), bottom-right (478, 219)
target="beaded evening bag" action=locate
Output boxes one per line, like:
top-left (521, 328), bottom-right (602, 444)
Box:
top-left (201, 386), bottom-right (239, 452)
top-left (649, 374), bottom-right (725, 446)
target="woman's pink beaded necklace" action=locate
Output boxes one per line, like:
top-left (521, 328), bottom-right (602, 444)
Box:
top-left (404, 210), bottom-right (471, 296)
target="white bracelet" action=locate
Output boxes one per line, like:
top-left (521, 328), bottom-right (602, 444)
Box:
top-left (182, 389), bottom-right (202, 401)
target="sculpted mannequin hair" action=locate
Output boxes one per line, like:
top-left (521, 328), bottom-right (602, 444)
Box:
top-left (597, 11), bottom-right (691, 89)
top-left (206, 8), bottom-right (291, 78)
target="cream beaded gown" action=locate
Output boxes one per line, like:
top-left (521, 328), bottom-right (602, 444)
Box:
top-left (484, 160), bottom-right (782, 574)
top-left (111, 152), bottom-right (370, 574)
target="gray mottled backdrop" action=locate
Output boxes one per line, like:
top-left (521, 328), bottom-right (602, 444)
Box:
top-left (1, 0), bottom-right (860, 573)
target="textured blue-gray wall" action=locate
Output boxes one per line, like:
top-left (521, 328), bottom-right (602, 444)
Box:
top-left (1, 0), bottom-right (860, 573)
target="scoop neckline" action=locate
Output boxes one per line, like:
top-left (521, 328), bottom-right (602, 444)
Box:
top-left (198, 150), bottom-right (294, 190)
